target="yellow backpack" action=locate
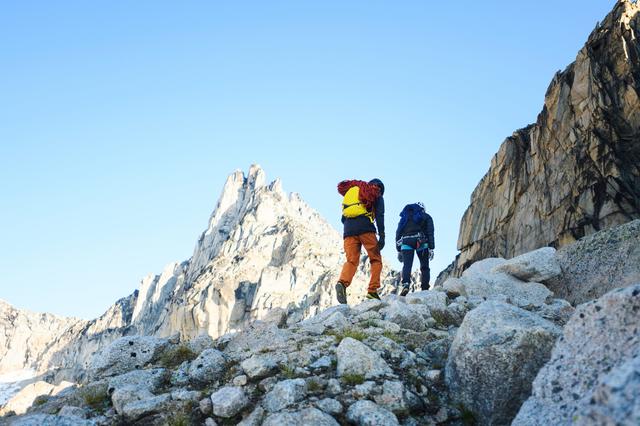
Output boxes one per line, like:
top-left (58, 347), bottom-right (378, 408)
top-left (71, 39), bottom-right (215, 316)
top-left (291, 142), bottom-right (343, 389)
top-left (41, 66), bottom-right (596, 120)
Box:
top-left (342, 186), bottom-right (374, 222)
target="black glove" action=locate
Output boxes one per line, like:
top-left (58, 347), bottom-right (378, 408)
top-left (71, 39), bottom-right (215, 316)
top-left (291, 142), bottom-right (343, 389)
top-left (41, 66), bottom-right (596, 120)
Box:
top-left (378, 234), bottom-right (385, 250)
top-left (397, 252), bottom-right (403, 263)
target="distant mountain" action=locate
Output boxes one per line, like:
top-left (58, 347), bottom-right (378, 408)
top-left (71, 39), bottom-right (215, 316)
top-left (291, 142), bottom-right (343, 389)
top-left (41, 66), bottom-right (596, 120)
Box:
top-left (0, 165), bottom-right (395, 383)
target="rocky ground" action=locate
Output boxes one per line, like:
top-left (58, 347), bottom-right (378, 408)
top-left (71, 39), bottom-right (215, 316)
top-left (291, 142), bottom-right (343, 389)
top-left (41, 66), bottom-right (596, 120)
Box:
top-left (3, 235), bottom-right (638, 425)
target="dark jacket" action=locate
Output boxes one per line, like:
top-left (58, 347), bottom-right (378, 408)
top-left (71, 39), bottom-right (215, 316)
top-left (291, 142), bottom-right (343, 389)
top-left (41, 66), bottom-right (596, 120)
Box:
top-left (395, 213), bottom-right (434, 251)
top-left (342, 196), bottom-right (385, 238)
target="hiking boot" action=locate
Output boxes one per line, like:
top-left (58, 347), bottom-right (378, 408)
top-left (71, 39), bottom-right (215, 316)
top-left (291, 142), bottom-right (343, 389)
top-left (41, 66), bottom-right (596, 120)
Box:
top-left (400, 285), bottom-right (410, 297)
top-left (335, 282), bottom-right (347, 304)
top-left (366, 292), bottom-right (381, 300)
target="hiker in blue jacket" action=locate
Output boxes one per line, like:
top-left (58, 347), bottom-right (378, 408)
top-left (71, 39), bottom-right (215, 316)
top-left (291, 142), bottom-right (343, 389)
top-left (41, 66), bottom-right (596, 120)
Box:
top-left (395, 203), bottom-right (435, 295)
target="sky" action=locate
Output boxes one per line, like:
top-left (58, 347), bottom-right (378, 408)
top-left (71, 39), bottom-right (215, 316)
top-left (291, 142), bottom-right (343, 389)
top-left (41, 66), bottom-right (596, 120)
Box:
top-left (0, 1), bottom-right (616, 319)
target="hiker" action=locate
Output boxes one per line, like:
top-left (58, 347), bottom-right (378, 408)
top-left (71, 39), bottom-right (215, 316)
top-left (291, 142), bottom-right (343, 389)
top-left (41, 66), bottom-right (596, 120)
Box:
top-left (335, 179), bottom-right (385, 303)
top-left (395, 202), bottom-right (434, 295)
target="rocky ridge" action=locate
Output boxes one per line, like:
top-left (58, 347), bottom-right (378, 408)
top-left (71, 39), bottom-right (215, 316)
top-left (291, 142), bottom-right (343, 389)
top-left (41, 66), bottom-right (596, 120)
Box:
top-left (450, 0), bottom-right (640, 277)
top-left (3, 228), bottom-right (638, 425)
top-left (0, 165), bottom-right (396, 386)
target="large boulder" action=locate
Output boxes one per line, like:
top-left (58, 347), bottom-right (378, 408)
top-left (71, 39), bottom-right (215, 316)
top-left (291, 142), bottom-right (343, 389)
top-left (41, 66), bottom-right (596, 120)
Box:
top-left (380, 301), bottom-right (427, 331)
top-left (346, 400), bottom-right (399, 426)
top-left (210, 386), bottom-right (249, 418)
top-left (89, 336), bottom-right (169, 378)
top-left (547, 219), bottom-right (640, 305)
top-left (492, 247), bottom-right (561, 282)
top-left (513, 284), bottom-right (640, 425)
top-left (445, 301), bottom-right (561, 425)
top-left (188, 349), bottom-right (227, 384)
top-left (336, 337), bottom-right (392, 379)
top-left (263, 379), bottom-right (308, 412)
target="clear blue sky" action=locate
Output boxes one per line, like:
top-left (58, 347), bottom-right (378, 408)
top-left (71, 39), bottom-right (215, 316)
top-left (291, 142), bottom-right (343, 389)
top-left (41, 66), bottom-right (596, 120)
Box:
top-left (0, 1), bottom-right (615, 319)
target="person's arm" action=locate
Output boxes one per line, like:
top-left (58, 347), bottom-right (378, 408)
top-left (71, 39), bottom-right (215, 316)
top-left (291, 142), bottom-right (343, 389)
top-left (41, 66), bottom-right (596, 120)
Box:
top-left (395, 221), bottom-right (402, 252)
top-left (375, 197), bottom-right (385, 237)
top-left (423, 214), bottom-right (435, 250)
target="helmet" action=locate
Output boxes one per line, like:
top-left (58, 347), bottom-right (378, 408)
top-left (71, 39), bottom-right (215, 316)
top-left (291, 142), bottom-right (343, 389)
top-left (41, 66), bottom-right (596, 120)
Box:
top-left (369, 178), bottom-right (385, 196)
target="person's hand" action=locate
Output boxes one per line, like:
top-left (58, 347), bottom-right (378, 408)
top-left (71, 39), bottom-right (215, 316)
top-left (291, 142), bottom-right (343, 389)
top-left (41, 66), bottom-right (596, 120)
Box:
top-left (397, 252), bottom-right (403, 263)
top-left (429, 249), bottom-right (435, 261)
top-left (378, 234), bottom-right (385, 250)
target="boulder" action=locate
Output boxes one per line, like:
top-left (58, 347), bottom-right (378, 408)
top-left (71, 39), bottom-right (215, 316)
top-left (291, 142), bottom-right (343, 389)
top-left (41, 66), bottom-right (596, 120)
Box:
top-left (405, 290), bottom-right (447, 315)
top-left (188, 349), bottom-right (227, 384)
top-left (263, 378), bottom-right (307, 412)
top-left (492, 247), bottom-right (561, 282)
top-left (380, 301), bottom-right (427, 331)
top-left (336, 337), bottom-right (392, 379)
top-left (210, 386), bottom-right (249, 418)
top-left (513, 284), bottom-right (640, 425)
top-left (120, 393), bottom-right (171, 421)
top-left (262, 407), bottom-right (339, 426)
top-left (548, 219), bottom-right (640, 305)
top-left (89, 336), bottom-right (169, 378)
top-left (315, 398), bottom-right (343, 415)
top-left (346, 400), bottom-right (399, 426)
top-left (106, 368), bottom-right (167, 394)
top-left (445, 301), bottom-right (561, 425)
top-left (8, 414), bottom-right (94, 426)
top-left (241, 354), bottom-right (279, 379)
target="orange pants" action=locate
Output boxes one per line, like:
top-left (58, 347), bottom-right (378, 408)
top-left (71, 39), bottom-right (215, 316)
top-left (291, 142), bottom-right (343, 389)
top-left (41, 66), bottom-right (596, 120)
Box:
top-left (339, 232), bottom-right (382, 293)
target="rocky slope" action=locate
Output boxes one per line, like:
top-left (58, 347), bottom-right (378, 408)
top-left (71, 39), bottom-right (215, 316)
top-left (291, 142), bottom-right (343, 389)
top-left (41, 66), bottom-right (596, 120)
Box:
top-left (452, 0), bottom-right (640, 276)
top-left (1, 165), bottom-right (396, 388)
top-left (3, 232), bottom-right (637, 425)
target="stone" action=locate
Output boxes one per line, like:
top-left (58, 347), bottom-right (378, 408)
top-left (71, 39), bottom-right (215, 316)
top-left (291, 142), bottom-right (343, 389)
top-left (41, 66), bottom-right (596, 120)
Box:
top-left (373, 381), bottom-right (409, 414)
top-left (241, 354), bottom-right (279, 379)
top-left (513, 284), bottom-right (640, 425)
top-left (171, 389), bottom-right (201, 401)
top-left (445, 301), bottom-right (561, 425)
top-left (262, 307), bottom-right (288, 327)
top-left (441, 277), bottom-right (465, 298)
top-left (326, 379), bottom-right (342, 396)
top-left (353, 381), bottom-right (377, 399)
top-left (336, 337), bottom-right (392, 379)
top-left (380, 301), bottom-right (427, 331)
top-left (8, 414), bottom-right (95, 426)
top-left (309, 355), bottom-right (333, 371)
top-left (262, 407), bottom-right (339, 426)
top-left (321, 311), bottom-right (349, 330)
top-left (106, 368), bottom-right (167, 394)
top-left (263, 378), bottom-right (308, 412)
top-left (315, 398), bottom-right (343, 415)
top-left (187, 334), bottom-right (215, 354)
top-left (210, 386), bottom-right (249, 418)
top-left (531, 298), bottom-right (575, 326)
top-left (405, 290), bottom-right (447, 314)
top-left (491, 247), bottom-right (561, 283)
top-left (89, 336), bottom-right (169, 378)
top-left (237, 406), bottom-right (265, 426)
top-left (459, 260), bottom-right (553, 309)
top-left (548, 219), bottom-right (640, 304)
top-left (111, 386), bottom-right (154, 415)
top-left (233, 374), bottom-right (248, 386)
top-left (188, 348), bottom-right (226, 384)
top-left (199, 397), bottom-right (213, 415)
top-left (204, 418), bottom-right (218, 426)
top-left (170, 361), bottom-right (191, 386)
top-left (346, 400), bottom-right (399, 426)
top-left (120, 393), bottom-right (171, 421)
top-left (57, 406), bottom-right (86, 418)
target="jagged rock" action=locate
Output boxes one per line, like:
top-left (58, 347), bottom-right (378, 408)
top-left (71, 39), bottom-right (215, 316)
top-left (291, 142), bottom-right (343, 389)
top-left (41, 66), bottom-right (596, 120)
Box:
top-left (455, 258), bottom-right (553, 309)
top-left (204, 418), bottom-right (218, 426)
top-left (170, 389), bottom-right (201, 401)
top-left (309, 355), bottom-right (333, 371)
top-left (241, 354), bottom-right (279, 380)
top-left (315, 398), bottom-right (343, 415)
top-left (199, 397), bottom-right (213, 415)
top-left (513, 284), bottom-right (640, 425)
top-left (326, 379), bottom-right (342, 396)
top-left (346, 400), bottom-right (399, 426)
top-left (492, 247), bottom-right (561, 282)
top-left (106, 368), bottom-right (167, 394)
top-left (90, 336), bottom-right (169, 378)
top-left (336, 338), bottom-right (392, 379)
top-left (210, 386), bottom-right (249, 418)
top-left (380, 301), bottom-right (427, 332)
top-left (223, 323), bottom-right (292, 358)
top-left (263, 378), bottom-right (308, 412)
top-left (57, 406), bottom-right (86, 418)
top-left (353, 381), bottom-right (377, 399)
top-left (170, 361), bottom-right (190, 387)
top-left (446, 301), bottom-right (561, 425)
top-left (187, 334), bottom-right (215, 355)
top-left (406, 290), bottom-right (447, 314)
top-left (232, 375), bottom-right (248, 386)
top-left (451, 1), bottom-right (640, 277)
top-left (548, 219), bottom-right (640, 304)
top-left (111, 386), bottom-right (153, 415)
top-left (120, 393), bottom-right (171, 421)
top-left (373, 381), bottom-right (411, 415)
top-left (7, 414), bottom-right (94, 426)
top-left (531, 298), bottom-right (575, 326)
top-left (237, 406), bottom-right (265, 426)
top-left (188, 349), bottom-right (226, 384)
top-left (262, 407), bottom-right (339, 426)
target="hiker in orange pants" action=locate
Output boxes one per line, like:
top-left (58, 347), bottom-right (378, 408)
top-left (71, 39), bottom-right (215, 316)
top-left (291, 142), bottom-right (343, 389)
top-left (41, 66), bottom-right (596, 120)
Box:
top-left (335, 179), bottom-right (385, 303)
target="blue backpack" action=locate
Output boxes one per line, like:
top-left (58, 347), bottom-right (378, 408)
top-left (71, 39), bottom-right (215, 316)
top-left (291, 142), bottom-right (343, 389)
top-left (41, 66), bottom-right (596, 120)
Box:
top-left (398, 203), bottom-right (427, 232)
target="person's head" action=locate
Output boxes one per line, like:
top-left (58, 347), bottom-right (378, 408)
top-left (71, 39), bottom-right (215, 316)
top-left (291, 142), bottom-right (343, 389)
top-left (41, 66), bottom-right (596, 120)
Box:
top-left (369, 178), bottom-right (385, 196)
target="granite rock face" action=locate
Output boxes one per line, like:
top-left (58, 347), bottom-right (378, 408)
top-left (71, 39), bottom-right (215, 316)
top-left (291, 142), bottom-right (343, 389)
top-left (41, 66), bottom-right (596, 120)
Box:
top-left (548, 219), bottom-right (640, 305)
top-left (453, 0), bottom-right (640, 275)
top-left (513, 284), bottom-right (640, 426)
top-left (445, 301), bottom-right (561, 425)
